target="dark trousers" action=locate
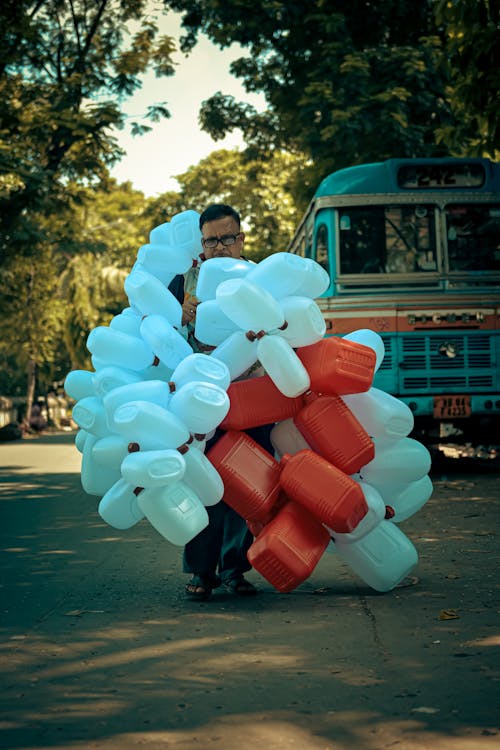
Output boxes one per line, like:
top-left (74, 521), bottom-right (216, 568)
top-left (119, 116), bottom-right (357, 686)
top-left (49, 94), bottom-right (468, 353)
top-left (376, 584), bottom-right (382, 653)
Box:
top-left (183, 424), bottom-right (274, 582)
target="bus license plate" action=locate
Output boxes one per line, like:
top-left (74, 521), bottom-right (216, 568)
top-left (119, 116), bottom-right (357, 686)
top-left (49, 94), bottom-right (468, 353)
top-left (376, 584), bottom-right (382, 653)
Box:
top-left (433, 395), bottom-right (471, 419)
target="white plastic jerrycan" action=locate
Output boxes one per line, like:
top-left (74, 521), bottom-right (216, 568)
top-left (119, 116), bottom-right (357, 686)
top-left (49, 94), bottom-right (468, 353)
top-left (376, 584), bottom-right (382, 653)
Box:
top-left (138, 240), bottom-right (193, 277)
top-left (247, 253), bottom-right (330, 299)
top-left (103, 380), bottom-right (171, 428)
top-left (92, 366), bottom-right (142, 398)
top-left (140, 359), bottom-right (174, 384)
top-left (140, 314), bottom-right (192, 369)
top-left (216, 278), bottom-right (285, 332)
top-left (330, 481), bottom-right (386, 544)
top-left (195, 257), bottom-right (252, 301)
top-left (81, 434), bottom-right (121, 497)
top-left (75, 429), bottom-right (89, 454)
top-left (278, 296), bottom-right (326, 348)
top-left (334, 520), bottom-right (418, 592)
top-left (182, 445), bottom-right (224, 506)
top-left (72, 396), bottom-right (109, 438)
top-left (170, 352), bottom-right (231, 392)
top-left (210, 330), bottom-right (259, 381)
top-left (372, 474), bottom-right (433, 523)
top-left (169, 381), bottom-right (230, 435)
top-left (64, 370), bottom-right (95, 401)
top-left (92, 434), bottom-right (130, 469)
top-left (246, 252), bottom-right (303, 297)
top-left (98, 478), bottom-right (145, 530)
top-left (137, 481), bottom-right (209, 545)
top-left (341, 387), bottom-right (414, 442)
top-left (133, 255), bottom-right (175, 287)
top-left (270, 418), bottom-right (310, 459)
top-left (343, 329), bottom-right (385, 372)
top-left (87, 326), bottom-right (154, 372)
top-left (121, 449), bottom-right (186, 488)
top-left (169, 209), bottom-right (202, 260)
top-left (111, 400), bottom-right (190, 451)
top-left (194, 300), bottom-right (240, 346)
top-left (292, 257), bottom-right (331, 298)
top-left (149, 221), bottom-right (171, 246)
top-left (109, 308), bottom-right (143, 337)
top-left (359, 437), bottom-right (431, 485)
top-left (257, 335), bottom-right (311, 398)
top-left (124, 268), bottom-right (183, 326)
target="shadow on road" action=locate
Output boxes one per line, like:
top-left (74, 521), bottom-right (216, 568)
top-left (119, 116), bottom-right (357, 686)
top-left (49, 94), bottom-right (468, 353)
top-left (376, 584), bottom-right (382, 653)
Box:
top-left (0, 441), bottom-right (498, 749)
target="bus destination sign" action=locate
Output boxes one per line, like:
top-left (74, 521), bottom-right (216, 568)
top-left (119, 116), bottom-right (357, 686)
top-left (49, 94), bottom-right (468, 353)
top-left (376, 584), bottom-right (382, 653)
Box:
top-left (398, 163), bottom-right (485, 190)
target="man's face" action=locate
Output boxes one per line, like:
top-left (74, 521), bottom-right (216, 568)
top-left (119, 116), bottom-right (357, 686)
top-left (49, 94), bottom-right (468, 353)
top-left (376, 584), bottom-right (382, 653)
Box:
top-left (201, 216), bottom-right (245, 259)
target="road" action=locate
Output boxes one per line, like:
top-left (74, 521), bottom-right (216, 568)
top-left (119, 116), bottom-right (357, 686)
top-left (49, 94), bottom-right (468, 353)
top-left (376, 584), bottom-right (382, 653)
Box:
top-left (1, 432), bottom-right (499, 750)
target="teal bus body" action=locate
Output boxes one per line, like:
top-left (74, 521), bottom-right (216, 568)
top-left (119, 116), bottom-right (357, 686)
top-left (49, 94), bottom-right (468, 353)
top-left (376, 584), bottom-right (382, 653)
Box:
top-left (288, 158), bottom-right (500, 443)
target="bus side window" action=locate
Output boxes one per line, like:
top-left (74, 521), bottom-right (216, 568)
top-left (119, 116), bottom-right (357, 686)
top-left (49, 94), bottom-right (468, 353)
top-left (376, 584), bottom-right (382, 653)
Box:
top-left (338, 208), bottom-right (386, 274)
top-left (314, 223), bottom-right (330, 275)
top-left (446, 204), bottom-right (500, 271)
top-left (385, 206), bottom-right (436, 273)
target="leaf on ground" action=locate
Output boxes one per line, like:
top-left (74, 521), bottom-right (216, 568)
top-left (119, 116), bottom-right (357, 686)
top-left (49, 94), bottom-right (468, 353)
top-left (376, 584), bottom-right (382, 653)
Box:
top-left (438, 608), bottom-right (460, 620)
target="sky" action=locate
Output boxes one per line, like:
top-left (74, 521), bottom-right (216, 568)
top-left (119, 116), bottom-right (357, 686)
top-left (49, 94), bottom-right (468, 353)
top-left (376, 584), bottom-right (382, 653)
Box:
top-left (110, 10), bottom-right (266, 197)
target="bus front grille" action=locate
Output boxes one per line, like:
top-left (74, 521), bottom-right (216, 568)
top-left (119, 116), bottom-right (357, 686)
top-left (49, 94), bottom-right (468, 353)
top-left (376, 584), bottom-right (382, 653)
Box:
top-left (398, 333), bottom-right (495, 393)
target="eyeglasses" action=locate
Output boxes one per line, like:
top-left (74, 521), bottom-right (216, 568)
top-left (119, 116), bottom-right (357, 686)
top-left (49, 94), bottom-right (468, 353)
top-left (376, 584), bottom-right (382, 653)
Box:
top-left (202, 233), bottom-right (242, 249)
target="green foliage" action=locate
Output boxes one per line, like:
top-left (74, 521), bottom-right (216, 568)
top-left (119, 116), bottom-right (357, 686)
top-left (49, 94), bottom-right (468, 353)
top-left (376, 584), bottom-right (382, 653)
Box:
top-left (0, 247), bottom-right (66, 399)
top-left (0, 0), bottom-right (177, 400)
top-left (435, 0), bottom-right (499, 157)
top-left (0, 0), bottom-right (177, 261)
top-left (57, 180), bottom-right (151, 370)
top-left (164, 0), bottom-right (494, 189)
top-left (152, 148), bottom-right (307, 261)
top-left (0, 176), bottom-right (152, 393)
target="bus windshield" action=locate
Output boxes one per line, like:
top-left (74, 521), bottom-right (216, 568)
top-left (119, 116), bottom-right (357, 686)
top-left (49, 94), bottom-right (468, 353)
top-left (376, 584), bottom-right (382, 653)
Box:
top-left (338, 204), bottom-right (437, 275)
top-left (446, 204), bottom-right (500, 272)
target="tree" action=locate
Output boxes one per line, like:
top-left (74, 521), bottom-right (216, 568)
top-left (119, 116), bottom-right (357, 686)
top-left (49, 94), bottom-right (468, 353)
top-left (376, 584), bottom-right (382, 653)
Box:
top-left (0, 0), bottom-right (177, 262)
top-left (0, 244), bottom-right (65, 426)
top-left (435, 0), bottom-right (499, 156)
top-left (148, 148), bottom-right (306, 261)
top-left (163, 0), bottom-right (489, 194)
top-left (0, 0), bottom-right (177, 414)
top-left (56, 182), bottom-right (145, 372)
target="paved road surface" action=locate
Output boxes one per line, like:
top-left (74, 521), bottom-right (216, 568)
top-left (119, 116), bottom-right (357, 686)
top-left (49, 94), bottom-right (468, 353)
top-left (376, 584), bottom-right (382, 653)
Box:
top-left (1, 433), bottom-right (499, 750)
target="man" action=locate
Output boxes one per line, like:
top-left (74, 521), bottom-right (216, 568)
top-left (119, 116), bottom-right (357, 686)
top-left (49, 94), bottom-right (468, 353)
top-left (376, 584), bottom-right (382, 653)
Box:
top-left (172, 204), bottom-right (272, 600)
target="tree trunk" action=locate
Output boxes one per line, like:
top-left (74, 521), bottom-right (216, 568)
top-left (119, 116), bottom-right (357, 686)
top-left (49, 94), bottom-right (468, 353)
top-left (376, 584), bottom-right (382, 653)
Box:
top-left (25, 359), bottom-right (36, 431)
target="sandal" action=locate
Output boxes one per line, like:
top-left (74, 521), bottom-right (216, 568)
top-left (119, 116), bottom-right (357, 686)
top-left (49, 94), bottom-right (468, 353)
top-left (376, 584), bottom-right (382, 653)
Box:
top-left (223, 576), bottom-right (258, 597)
top-left (185, 574), bottom-right (220, 601)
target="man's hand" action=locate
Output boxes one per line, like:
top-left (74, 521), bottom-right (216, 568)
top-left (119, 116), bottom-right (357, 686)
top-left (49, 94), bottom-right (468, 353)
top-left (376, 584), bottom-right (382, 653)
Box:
top-left (181, 298), bottom-right (200, 327)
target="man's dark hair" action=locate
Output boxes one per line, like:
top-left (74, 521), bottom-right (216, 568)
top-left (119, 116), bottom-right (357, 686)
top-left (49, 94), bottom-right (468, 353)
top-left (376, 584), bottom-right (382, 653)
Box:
top-left (199, 204), bottom-right (241, 230)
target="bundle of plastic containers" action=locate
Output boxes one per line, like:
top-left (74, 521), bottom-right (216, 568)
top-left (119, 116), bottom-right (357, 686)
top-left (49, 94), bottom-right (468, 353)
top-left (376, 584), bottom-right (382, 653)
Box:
top-left (65, 208), bottom-right (432, 593)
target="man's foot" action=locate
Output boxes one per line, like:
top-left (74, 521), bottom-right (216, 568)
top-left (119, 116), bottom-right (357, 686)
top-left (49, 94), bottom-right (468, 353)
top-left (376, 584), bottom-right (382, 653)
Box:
top-left (185, 574), bottom-right (220, 601)
top-left (223, 576), bottom-right (258, 597)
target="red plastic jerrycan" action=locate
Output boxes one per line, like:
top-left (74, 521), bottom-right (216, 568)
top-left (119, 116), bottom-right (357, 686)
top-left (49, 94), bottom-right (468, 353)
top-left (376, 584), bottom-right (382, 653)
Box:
top-left (207, 430), bottom-right (282, 524)
top-left (294, 393), bottom-right (374, 475)
top-left (280, 449), bottom-right (368, 533)
top-left (219, 374), bottom-right (305, 431)
top-left (296, 336), bottom-right (376, 395)
top-left (247, 500), bottom-right (331, 592)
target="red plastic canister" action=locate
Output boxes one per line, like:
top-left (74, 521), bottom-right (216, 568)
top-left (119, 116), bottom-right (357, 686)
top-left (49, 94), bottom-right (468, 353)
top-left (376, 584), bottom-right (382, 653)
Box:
top-left (219, 374), bottom-right (305, 431)
top-left (294, 392), bottom-right (374, 475)
top-left (207, 430), bottom-right (282, 524)
top-left (279, 449), bottom-right (368, 533)
top-left (247, 500), bottom-right (331, 592)
top-left (296, 337), bottom-right (375, 395)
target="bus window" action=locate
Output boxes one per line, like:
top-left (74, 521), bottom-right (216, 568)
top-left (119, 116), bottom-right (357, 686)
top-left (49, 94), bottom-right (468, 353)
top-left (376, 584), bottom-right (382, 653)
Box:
top-left (338, 205), bottom-right (436, 274)
top-left (446, 204), bottom-right (500, 272)
top-left (314, 223), bottom-right (330, 275)
top-left (338, 207), bottom-right (385, 274)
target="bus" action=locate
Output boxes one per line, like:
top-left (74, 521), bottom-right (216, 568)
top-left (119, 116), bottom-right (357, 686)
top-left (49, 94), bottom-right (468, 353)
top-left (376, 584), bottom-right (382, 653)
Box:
top-left (288, 157), bottom-right (500, 446)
